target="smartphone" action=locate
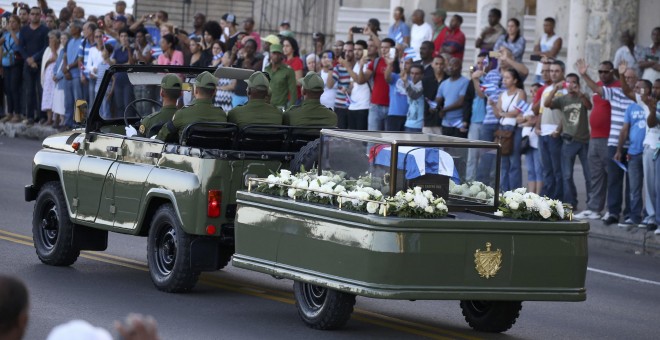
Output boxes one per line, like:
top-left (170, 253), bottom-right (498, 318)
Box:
top-left (388, 47), bottom-right (396, 59)
top-left (351, 27), bottom-right (364, 34)
top-left (489, 51), bottom-right (501, 58)
top-left (530, 54), bottom-right (542, 62)
top-left (469, 65), bottom-right (475, 73)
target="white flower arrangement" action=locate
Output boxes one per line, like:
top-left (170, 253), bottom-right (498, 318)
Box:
top-left (496, 188), bottom-right (571, 221)
top-left (449, 180), bottom-right (495, 205)
top-left (254, 169), bottom-right (448, 218)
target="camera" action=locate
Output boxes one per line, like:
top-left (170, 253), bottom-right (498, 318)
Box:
top-left (351, 27), bottom-right (364, 34)
top-left (530, 54), bottom-right (542, 62)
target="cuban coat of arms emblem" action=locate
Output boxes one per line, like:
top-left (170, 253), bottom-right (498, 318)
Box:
top-left (474, 242), bottom-right (502, 279)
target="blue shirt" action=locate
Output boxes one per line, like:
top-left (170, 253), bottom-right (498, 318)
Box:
top-left (1, 31), bottom-right (20, 67)
top-left (18, 24), bottom-right (49, 63)
top-left (436, 76), bottom-right (469, 127)
top-left (388, 22), bottom-right (410, 45)
top-left (66, 36), bottom-right (83, 78)
top-left (388, 73), bottom-right (408, 116)
top-left (624, 103), bottom-right (647, 155)
top-left (471, 96), bottom-right (486, 123)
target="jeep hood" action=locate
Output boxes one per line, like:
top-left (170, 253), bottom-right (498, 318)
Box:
top-left (42, 131), bottom-right (84, 152)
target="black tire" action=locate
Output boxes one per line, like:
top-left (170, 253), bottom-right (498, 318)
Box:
top-left (293, 281), bottom-right (356, 330)
top-left (32, 181), bottom-right (80, 266)
top-left (289, 138), bottom-right (320, 173)
top-left (147, 204), bottom-right (200, 293)
top-left (217, 245), bottom-right (233, 270)
top-left (459, 300), bottom-right (522, 333)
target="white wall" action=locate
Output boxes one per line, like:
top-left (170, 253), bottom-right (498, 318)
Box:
top-left (40, 0), bottom-right (135, 17)
top-left (637, 0), bottom-right (660, 47)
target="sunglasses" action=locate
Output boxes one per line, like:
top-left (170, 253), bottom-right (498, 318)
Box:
top-left (598, 70), bottom-right (612, 74)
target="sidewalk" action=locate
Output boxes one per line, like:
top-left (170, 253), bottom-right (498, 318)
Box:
top-left (2, 119), bottom-right (659, 257)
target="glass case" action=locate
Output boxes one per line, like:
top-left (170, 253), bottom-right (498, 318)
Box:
top-left (319, 130), bottom-right (501, 212)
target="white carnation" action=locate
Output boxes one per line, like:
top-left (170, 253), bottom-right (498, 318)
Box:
top-left (540, 208), bottom-right (552, 219)
top-left (486, 187), bottom-right (494, 196)
top-left (317, 175), bottom-right (330, 185)
top-left (414, 193), bottom-right (429, 209)
top-left (476, 191), bottom-right (487, 200)
top-left (309, 180), bottom-right (321, 190)
top-left (469, 185), bottom-right (481, 196)
top-left (414, 186), bottom-right (422, 194)
top-left (408, 201), bottom-right (417, 208)
top-left (296, 180), bottom-right (309, 189)
top-left (514, 187), bottom-right (527, 195)
top-left (424, 190), bottom-right (434, 200)
top-left (436, 202), bottom-right (447, 212)
top-left (333, 185), bottom-right (346, 194)
top-left (366, 202), bottom-right (379, 214)
top-left (280, 169), bottom-right (291, 180)
top-left (287, 188), bottom-right (298, 198)
top-left (404, 192), bottom-right (414, 202)
top-left (524, 199), bottom-right (535, 211)
top-left (509, 201), bottom-right (519, 210)
top-left (424, 206), bottom-right (434, 213)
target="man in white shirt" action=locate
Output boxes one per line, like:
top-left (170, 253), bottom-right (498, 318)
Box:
top-left (410, 9), bottom-right (432, 55)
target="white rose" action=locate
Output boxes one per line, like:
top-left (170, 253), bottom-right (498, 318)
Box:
top-left (296, 181), bottom-right (309, 189)
top-left (366, 202), bottom-right (379, 214)
top-left (404, 192), bottom-right (414, 202)
top-left (280, 169), bottom-right (291, 180)
top-left (414, 186), bottom-right (422, 194)
top-left (424, 206), bottom-right (434, 213)
top-left (372, 190), bottom-right (383, 200)
top-left (414, 194), bottom-right (429, 209)
top-left (539, 208), bottom-right (552, 219)
top-left (509, 201), bottom-right (520, 210)
top-left (287, 188), bottom-right (298, 198)
top-left (408, 201), bottom-right (417, 208)
top-left (486, 187), bottom-right (494, 196)
top-left (317, 175), bottom-right (330, 185)
top-left (514, 187), bottom-right (527, 195)
top-left (476, 191), bottom-right (487, 200)
top-left (424, 190), bottom-right (434, 200)
top-left (469, 185), bottom-right (481, 196)
top-left (524, 199), bottom-right (535, 211)
top-left (309, 180), bottom-right (321, 190)
top-left (435, 202), bottom-right (447, 211)
top-left (494, 210), bottom-right (504, 216)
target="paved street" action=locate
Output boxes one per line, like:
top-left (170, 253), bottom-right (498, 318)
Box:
top-left (1, 135), bottom-right (659, 339)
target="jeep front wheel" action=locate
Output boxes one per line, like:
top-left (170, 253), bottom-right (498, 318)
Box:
top-left (459, 300), bottom-right (522, 332)
top-left (32, 182), bottom-right (80, 266)
top-left (293, 281), bottom-right (356, 330)
top-left (147, 204), bottom-right (200, 293)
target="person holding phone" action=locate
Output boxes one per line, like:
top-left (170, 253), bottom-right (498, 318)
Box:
top-left (358, 37), bottom-right (395, 131)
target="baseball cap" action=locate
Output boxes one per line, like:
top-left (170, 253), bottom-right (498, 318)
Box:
top-left (312, 32), bottom-right (325, 41)
top-left (432, 9), bottom-right (447, 18)
top-left (262, 34), bottom-right (280, 45)
top-left (279, 30), bottom-right (294, 38)
top-left (368, 18), bottom-right (381, 32)
top-left (194, 71), bottom-right (218, 89)
top-left (160, 73), bottom-right (182, 90)
top-left (246, 71), bottom-right (270, 90)
top-left (222, 13), bottom-right (236, 25)
top-left (270, 44), bottom-right (283, 54)
top-left (299, 72), bottom-right (324, 91)
top-left (280, 20), bottom-right (290, 27)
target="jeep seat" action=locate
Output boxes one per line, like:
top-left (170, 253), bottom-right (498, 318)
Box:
top-left (180, 122), bottom-right (239, 149)
top-left (287, 126), bottom-right (332, 152)
top-left (235, 125), bottom-right (290, 151)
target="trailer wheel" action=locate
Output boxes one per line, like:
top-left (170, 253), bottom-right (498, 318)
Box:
top-left (147, 204), bottom-right (200, 293)
top-left (32, 181), bottom-right (80, 266)
top-left (459, 300), bottom-right (522, 333)
top-left (293, 281), bottom-right (356, 330)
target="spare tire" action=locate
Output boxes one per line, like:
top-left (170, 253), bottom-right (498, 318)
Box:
top-left (289, 138), bottom-right (320, 173)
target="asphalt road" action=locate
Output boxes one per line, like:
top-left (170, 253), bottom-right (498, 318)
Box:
top-left (1, 135), bottom-right (659, 340)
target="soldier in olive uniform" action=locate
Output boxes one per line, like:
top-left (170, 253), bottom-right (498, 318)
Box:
top-left (157, 71), bottom-right (227, 142)
top-left (227, 71), bottom-right (282, 128)
top-left (283, 72), bottom-right (338, 127)
top-left (138, 74), bottom-right (182, 138)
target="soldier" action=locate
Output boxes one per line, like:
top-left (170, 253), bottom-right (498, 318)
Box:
top-left (283, 72), bottom-right (338, 127)
top-left (138, 74), bottom-right (182, 137)
top-left (157, 71), bottom-right (227, 142)
top-left (227, 71), bottom-right (282, 128)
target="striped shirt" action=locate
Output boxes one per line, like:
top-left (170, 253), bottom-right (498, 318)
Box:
top-left (602, 86), bottom-right (634, 147)
top-left (78, 38), bottom-right (96, 77)
top-left (482, 69), bottom-right (503, 125)
top-left (332, 65), bottom-right (351, 109)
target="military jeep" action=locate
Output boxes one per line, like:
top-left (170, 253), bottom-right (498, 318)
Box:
top-left (25, 65), bottom-right (322, 293)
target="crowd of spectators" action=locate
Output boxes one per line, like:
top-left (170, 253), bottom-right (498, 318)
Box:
top-left (0, 2), bottom-right (659, 231)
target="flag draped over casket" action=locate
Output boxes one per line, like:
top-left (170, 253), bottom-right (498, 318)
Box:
top-left (373, 146), bottom-right (460, 182)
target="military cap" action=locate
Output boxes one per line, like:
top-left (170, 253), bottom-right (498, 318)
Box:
top-left (299, 71), bottom-right (324, 91)
top-left (194, 71), bottom-right (218, 89)
top-left (270, 44), bottom-right (283, 54)
top-left (160, 73), bottom-right (182, 90)
top-left (432, 9), bottom-right (447, 18)
top-left (246, 71), bottom-right (270, 90)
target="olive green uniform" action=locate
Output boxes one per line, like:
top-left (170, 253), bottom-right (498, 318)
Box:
top-left (264, 63), bottom-right (297, 109)
top-left (283, 99), bottom-right (337, 127)
top-left (227, 99), bottom-right (282, 128)
top-left (139, 105), bottom-right (178, 137)
top-left (156, 98), bottom-right (227, 141)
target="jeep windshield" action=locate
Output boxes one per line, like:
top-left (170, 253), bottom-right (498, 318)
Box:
top-left (86, 65), bottom-right (253, 133)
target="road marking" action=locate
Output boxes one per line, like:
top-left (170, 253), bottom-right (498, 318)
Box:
top-left (587, 267), bottom-right (660, 286)
top-left (0, 229), bottom-right (481, 340)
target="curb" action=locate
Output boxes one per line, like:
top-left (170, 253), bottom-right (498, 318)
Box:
top-left (2, 119), bottom-right (660, 257)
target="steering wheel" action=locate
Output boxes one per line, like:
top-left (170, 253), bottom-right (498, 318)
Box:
top-left (123, 98), bottom-right (163, 127)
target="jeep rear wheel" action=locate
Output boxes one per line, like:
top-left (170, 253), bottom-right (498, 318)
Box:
top-left (32, 181), bottom-right (80, 266)
top-left (459, 300), bottom-right (522, 333)
top-left (293, 281), bottom-right (356, 330)
top-left (147, 204), bottom-right (200, 293)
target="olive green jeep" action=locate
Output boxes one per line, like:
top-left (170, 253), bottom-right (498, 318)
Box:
top-left (25, 65), bottom-right (322, 293)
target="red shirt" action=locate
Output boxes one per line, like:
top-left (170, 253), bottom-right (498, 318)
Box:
top-left (533, 85), bottom-right (547, 105)
top-left (368, 58), bottom-right (389, 106)
top-left (442, 28), bottom-right (466, 61)
top-left (590, 80), bottom-right (620, 138)
top-left (433, 27), bottom-right (448, 53)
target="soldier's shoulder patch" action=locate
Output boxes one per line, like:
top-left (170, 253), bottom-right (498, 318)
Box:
top-left (139, 125), bottom-right (146, 134)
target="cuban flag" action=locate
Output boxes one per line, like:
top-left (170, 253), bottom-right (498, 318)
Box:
top-left (373, 146), bottom-right (460, 182)
top-left (514, 100), bottom-right (531, 113)
top-left (394, 31), bottom-right (404, 45)
top-left (481, 82), bottom-right (498, 96)
top-left (403, 47), bottom-right (420, 62)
